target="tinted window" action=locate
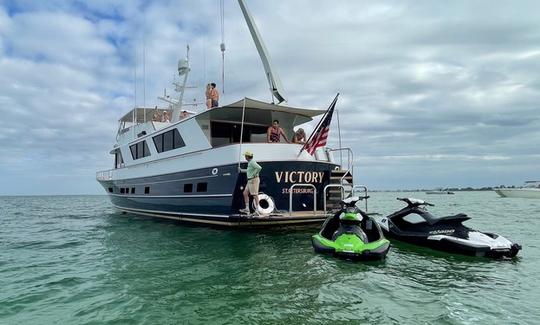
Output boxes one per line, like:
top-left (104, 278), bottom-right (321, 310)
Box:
top-left (210, 122), bottom-right (266, 146)
top-left (173, 129), bottom-right (185, 148)
top-left (131, 187), bottom-right (135, 194)
top-left (120, 188), bottom-right (125, 194)
top-left (196, 182), bottom-right (207, 192)
top-left (130, 145), bottom-right (137, 160)
top-left (114, 150), bottom-right (124, 169)
top-left (184, 184), bottom-right (193, 193)
top-left (129, 141), bottom-right (151, 160)
top-left (163, 130), bottom-right (173, 151)
top-left (153, 129), bottom-right (185, 153)
top-left (153, 135), bottom-right (163, 153)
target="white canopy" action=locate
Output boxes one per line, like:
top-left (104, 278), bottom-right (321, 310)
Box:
top-left (221, 98), bottom-right (326, 118)
top-left (118, 98), bottom-right (326, 123)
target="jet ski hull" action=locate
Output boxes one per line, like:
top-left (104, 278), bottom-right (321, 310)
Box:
top-left (381, 230), bottom-right (520, 258)
top-left (377, 198), bottom-right (521, 259)
top-left (312, 234), bottom-right (390, 261)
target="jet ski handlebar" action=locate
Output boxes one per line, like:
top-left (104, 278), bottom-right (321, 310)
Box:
top-left (340, 196), bottom-right (370, 207)
top-left (397, 197), bottom-right (434, 207)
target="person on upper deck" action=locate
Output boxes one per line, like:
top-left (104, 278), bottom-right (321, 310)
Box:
top-left (152, 108), bottom-right (161, 122)
top-left (161, 111), bottom-right (170, 123)
top-left (179, 110), bottom-right (189, 120)
top-left (209, 83), bottom-right (219, 108)
top-left (205, 84), bottom-right (212, 109)
top-left (267, 120), bottom-right (290, 143)
top-left (292, 128), bottom-right (306, 144)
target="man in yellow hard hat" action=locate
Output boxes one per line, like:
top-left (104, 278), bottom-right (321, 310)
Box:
top-left (238, 150), bottom-right (262, 214)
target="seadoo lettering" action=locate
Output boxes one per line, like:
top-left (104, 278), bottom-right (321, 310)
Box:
top-left (274, 171), bottom-right (325, 183)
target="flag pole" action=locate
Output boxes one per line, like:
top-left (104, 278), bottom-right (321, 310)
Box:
top-left (298, 93), bottom-right (339, 156)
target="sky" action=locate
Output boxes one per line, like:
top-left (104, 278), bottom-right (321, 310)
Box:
top-left (0, 0), bottom-right (539, 195)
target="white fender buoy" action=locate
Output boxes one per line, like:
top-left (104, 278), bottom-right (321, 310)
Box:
top-left (253, 193), bottom-right (275, 215)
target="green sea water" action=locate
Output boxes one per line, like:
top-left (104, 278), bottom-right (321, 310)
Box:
top-left (1, 192), bottom-right (539, 324)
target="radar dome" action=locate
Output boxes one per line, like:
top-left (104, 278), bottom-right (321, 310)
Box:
top-left (178, 58), bottom-right (189, 76)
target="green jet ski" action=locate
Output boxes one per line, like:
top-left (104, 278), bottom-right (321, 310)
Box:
top-left (312, 196), bottom-right (390, 261)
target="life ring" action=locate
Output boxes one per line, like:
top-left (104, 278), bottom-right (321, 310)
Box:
top-left (252, 193), bottom-right (275, 215)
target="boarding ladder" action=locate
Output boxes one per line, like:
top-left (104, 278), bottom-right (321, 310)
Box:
top-left (324, 148), bottom-right (355, 213)
top-left (286, 147), bottom-right (370, 217)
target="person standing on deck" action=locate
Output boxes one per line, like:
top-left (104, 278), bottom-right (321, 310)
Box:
top-left (267, 120), bottom-right (290, 143)
top-left (209, 83), bottom-right (219, 108)
top-left (205, 84), bottom-right (212, 109)
top-left (238, 151), bottom-right (262, 214)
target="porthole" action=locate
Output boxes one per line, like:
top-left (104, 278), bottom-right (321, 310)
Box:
top-left (212, 168), bottom-right (218, 175)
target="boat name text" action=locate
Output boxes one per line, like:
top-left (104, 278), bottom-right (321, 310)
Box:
top-left (275, 171), bottom-right (325, 183)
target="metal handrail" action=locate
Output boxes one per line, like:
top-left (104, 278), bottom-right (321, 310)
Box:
top-left (327, 148), bottom-right (354, 179)
top-left (323, 184), bottom-right (347, 215)
top-left (353, 185), bottom-right (369, 212)
top-left (288, 184), bottom-right (317, 215)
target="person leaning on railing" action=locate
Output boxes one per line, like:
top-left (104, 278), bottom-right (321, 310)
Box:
top-left (267, 120), bottom-right (290, 143)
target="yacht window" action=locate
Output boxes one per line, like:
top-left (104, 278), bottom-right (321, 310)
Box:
top-left (108, 187), bottom-right (113, 193)
top-left (145, 186), bottom-right (150, 194)
top-left (184, 184), bottom-right (193, 193)
top-left (131, 187), bottom-right (135, 194)
top-left (120, 188), bottom-right (125, 194)
top-left (153, 129), bottom-right (185, 153)
top-left (210, 121), bottom-right (267, 147)
top-left (129, 141), bottom-right (151, 160)
top-left (114, 149), bottom-right (124, 169)
top-left (196, 182), bottom-right (207, 192)
top-left (163, 130), bottom-right (173, 151)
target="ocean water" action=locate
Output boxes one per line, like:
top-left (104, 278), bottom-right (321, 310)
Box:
top-left (1, 192), bottom-right (539, 324)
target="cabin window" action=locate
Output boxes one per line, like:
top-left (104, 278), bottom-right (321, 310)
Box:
top-left (153, 129), bottom-right (185, 153)
top-left (196, 182), bottom-right (207, 192)
top-left (120, 188), bottom-right (125, 194)
top-left (131, 187), bottom-right (135, 194)
top-left (184, 184), bottom-right (193, 193)
top-left (108, 187), bottom-right (113, 193)
top-left (129, 140), bottom-right (151, 160)
top-left (210, 121), bottom-right (267, 147)
top-left (114, 149), bottom-right (124, 169)
top-left (145, 186), bottom-right (150, 194)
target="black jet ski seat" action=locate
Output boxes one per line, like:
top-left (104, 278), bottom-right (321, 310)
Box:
top-left (425, 213), bottom-right (470, 225)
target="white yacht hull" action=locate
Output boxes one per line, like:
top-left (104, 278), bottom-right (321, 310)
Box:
top-left (98, 143), bottom-right (341, 226)
top-left (495, 188), bottom-right (540, 199)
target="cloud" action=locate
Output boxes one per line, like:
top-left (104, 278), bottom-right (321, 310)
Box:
top-left (1, 0), bottom-right (540, 194)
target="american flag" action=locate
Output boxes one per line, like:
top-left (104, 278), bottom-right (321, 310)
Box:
top-left (301, 94), bottom-right (339, 155)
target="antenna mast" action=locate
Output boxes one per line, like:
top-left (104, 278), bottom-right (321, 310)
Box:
top-left (169, 45), bottom-right (191, 123)
top-left (220, 0), bottom-right (226, 94)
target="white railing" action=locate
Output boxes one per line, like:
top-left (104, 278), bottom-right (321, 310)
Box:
top-left (352, 185), bottom-right (369, 212)
top-left (327, 147), bottom-right (354, 174)
top-left (96, 170), bottom-right (113, 181)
